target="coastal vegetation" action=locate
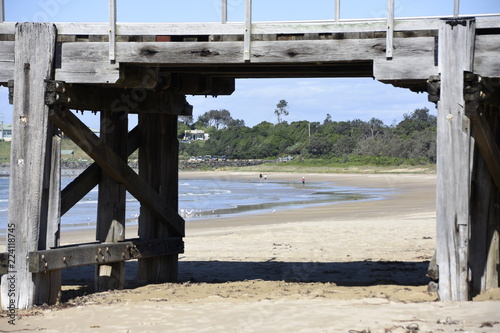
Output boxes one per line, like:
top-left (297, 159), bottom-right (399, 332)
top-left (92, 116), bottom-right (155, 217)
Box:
top-left (0, 106), bottom-right (437, 172)
top-left (179, 106), bottom-right (437, 167)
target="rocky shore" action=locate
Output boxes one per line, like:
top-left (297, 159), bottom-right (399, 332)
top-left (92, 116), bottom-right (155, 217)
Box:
top-left (0, 159), bottom-right (273, 176)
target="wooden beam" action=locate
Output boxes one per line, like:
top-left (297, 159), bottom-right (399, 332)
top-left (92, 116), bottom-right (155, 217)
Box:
top-left (0, 23), bottom-right (58, 310)
top-left (48, 106), bottom-right (185, 237)
top-left (26, 238), bottom-right (184, 273)
top-left (60, 126), bottom-right (140, 216)
top-left (138, 114), bottom-right (179, 284)
top-left (387, 0), bottom-right (395, 59)
top-left (222, 0), bottom-right (227, 24)
top-left (0, 0), bottom-right (4, 23)
top-left (244, 0), bottom-right (252, 61)
top-left (109, 0), bottom-right (116, 62)
top-left (435, 17), bottom-right (476, 301)
top-left (45, 81), bottom-right (196, 114)
top-left (335, 0), bottom-right (340, 22)
top-left (95, 110), bottom-right (127, 291)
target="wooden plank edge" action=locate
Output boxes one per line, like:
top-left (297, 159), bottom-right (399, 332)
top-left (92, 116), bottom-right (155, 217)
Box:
top-left (20, 238), bottom-right (184, 274)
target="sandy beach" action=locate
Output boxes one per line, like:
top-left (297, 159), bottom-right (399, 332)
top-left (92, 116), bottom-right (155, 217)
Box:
top-left (1, 171), bottom-right (500, 332)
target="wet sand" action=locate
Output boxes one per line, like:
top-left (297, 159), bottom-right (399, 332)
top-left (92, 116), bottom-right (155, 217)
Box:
top-left (2, 172), bottom-right (500, 332)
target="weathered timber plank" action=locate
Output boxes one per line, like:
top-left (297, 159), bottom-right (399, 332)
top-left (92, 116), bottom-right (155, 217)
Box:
top-left (0, 41), bottom-right (14, 83)
top-left (27, 238), bottom-right (184, 273)
top-left (474, 35), bottom-right (500, 78)
top-left (251, 37), bottom-right (435, 64)
top-left (95, 110), bottom-right (127, 291)
top-left (34, 131), bottom-right (62, 305)
top-left (116, 41), bottom-right (243, 64)
top-left (56, 62), bottom-right (119, 84)
top-left (436, 18), bottom-right (476, 302)
top-left (43, 17), bottom-right (500, 36)
top-left (60, 126), bottom-right (139, 216)
top-left (0, 23), bottom-right (57, 310)
top-left (138, 114), bottom-right (179, 284)
top-left (44, 81), bottom-right (208, 111)
top-left (48, 106), bottom-right (185, 237)
top-left (112, 38), bottom-right (417, 65)
top-left (374, 56), bottom-right (436, 81)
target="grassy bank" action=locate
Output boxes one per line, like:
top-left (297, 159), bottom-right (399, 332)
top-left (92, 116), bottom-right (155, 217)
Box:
top-left (1, 139), bottom-right (435, 174)
top-left (217, 162), bottom-right (436, 174)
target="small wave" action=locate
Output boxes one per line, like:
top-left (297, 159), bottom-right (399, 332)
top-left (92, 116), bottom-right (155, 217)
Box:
top-left (75, 200), bottom-right (99, 205)
top-left (0, 208), bottom-right (7, 212)
top-left (179, 190), bottom-right (231, 197)
top-left (0, 199), bottom-right (8, 203)
top-left (179, 182), bottom-right (190, 186)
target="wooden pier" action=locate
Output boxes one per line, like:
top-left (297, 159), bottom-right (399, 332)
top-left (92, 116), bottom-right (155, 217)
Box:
top-left (1, 0), bottom-right (500, 308)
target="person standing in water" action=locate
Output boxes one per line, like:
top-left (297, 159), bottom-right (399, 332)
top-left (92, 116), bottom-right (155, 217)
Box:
top-left (302, 176), bottom-right (306, 186)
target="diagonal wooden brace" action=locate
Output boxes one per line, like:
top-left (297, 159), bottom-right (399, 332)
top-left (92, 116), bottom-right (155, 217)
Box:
top-left (49, 106), bottom-right (185, 237)
top-left (60, 125), bottom-right (140, 216)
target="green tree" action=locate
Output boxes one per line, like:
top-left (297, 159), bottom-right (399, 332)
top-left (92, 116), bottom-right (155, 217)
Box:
top-left (274, 99), bottom-right (289, 124)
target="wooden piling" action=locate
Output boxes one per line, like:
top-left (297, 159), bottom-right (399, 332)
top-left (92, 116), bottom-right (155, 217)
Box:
top-left (0, 23), bottom-right (59, 309)
top-left (138, 112), bottom-right (180, 283)
top-left (95, 111), bottom-right (128, 291)
top-left (435, 18), bottom-right (476, 301)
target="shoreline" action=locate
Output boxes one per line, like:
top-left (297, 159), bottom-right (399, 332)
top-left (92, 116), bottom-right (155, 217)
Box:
top-left (2, 172), bottom-right (500, 332)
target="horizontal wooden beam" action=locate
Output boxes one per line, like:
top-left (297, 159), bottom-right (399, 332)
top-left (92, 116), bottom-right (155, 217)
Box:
top-left (25, 238), bottom-right (184, 273)
top-left (45, 81), bottom-right (195, 114)
top-left (0, 16), bottom-right (498, 36)
top-left (60, 125), bottom-right (140, 216)
top-left (48, 106), bottom-right (185, 237)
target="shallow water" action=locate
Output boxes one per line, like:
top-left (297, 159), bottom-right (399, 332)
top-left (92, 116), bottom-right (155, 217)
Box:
top-left (0, 176), bottom-right (387, 235)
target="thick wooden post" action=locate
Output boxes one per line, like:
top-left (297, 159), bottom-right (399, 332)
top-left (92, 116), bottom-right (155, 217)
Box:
top-left (0, 23), bottom-right (59, 309)
top-left (138, 111), bottom-right (179, 283)
top-left (95, 111), bottom-right (128, 291)
top-left (436, 18), bottom-right (476, 301)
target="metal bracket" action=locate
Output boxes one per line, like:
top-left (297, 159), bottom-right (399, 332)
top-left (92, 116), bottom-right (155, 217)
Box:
top-left (464, 71), bottom-right (494, 117)
top-left (45, 80), bottom-right (70, 106)
top-left (427, 74), bottom-right (441, 104)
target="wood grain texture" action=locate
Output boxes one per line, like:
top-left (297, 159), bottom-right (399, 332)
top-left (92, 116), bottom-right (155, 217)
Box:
top-left (48, 106), bottom-right (185, 237)
top-left (435, 18), bottom-right (476, 301)
top-left (138, 113), bottom-right (180, 284)
top-left (0, 23), bottom-right (57, 310)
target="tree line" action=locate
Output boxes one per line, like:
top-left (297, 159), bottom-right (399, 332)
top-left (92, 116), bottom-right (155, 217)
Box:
top-left (178, 104), bottom-right (437, 166)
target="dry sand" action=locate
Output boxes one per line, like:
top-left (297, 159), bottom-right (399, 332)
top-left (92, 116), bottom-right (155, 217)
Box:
top-left (1, 172), bottom-right (500, 332)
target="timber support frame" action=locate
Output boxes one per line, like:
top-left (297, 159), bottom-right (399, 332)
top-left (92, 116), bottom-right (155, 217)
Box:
top-left (1, 11), bottom-right (500, 308)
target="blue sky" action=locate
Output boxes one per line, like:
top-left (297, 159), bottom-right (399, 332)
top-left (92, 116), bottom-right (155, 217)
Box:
top-left (1, 0), bottom-right (499, 128)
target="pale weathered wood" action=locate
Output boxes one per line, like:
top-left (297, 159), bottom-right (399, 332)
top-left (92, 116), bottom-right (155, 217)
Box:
top-left (436, 18), bottom-right (476, 302)
top-left (387, 0), bottom-right (395, 59)
top-left (0, 41), bottom-right (14, 82)
top-left (474, 35), bottom-right (500, 78)
top-left (469, 106), bottom-right (500, 297)
top-left (48, 106), bottom-right (185, 237)
top-left (56, 61), bottom-right (120, 84)
top-left (95, 110), bottom-right (127, 291)
top-left (27, 238), bottom-right (184, 273)
top-left (374, 56), bottom-right (436, 81)
top-left (0, 23), bottom-right (57, 310)
top-left (138, 113), bottom-right (180, 284)
top-left (244, 0), bottom-right (252, 61)
top-left (109, 0), bottom-right (116, 62)
top-left (34, 130), bottom-right (62, 305)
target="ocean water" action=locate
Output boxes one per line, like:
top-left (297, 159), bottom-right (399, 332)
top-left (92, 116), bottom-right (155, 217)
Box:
top-left (0, 176), bottom-right (385, 235)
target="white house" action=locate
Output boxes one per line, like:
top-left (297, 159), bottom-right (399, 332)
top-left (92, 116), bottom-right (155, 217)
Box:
top-left (0, 124), bottom-right (12, 141)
